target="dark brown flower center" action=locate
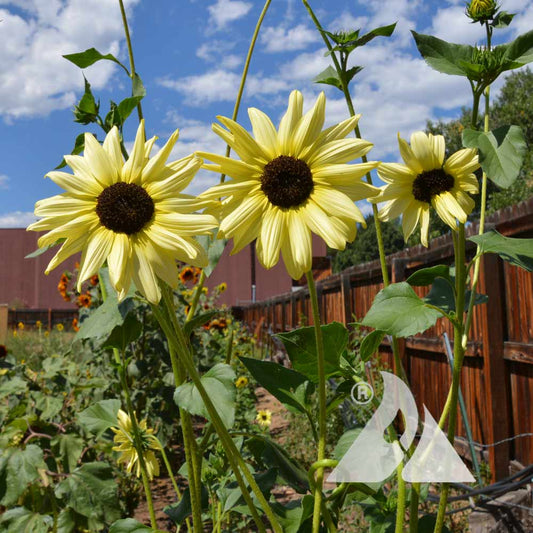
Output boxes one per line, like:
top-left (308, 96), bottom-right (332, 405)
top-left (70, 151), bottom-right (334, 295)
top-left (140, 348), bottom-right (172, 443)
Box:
top-left (412, 169), bottom-right (455, 203)
top-left (260, 155), bottom-right (313, 208)
top-left (96, 182), bottom-right (154, 235)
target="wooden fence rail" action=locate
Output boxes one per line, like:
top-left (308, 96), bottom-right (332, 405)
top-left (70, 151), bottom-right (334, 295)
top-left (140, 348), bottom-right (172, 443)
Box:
top-left (238, 198), bottom-right (533, 481)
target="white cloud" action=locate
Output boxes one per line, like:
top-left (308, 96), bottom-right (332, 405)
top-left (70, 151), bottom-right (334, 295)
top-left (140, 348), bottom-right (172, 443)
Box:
top-left (429, 6), bottom-right (486, 43)
top-left (196, 41), bottom-right (242, 69)
top-left (0, 0), bottom-right (139, 121)
top-left (0, 174), bottom-right (9, 189)
top-left (0, 211), bottom-right (37, 228)
top-left (260, 24), bottom-right (319, 53)
top-left (207, 0), bottom-right (252, 31)
top-left (158, 69), bottom-right (288, 105)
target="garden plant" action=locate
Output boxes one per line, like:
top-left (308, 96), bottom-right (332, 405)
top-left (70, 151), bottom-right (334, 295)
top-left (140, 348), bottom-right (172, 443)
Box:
top-left (2, 0), bottom-right (533, 532)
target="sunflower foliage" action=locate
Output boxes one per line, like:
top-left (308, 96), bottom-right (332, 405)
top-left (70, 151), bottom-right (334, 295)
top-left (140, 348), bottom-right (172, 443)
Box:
top-left (15, 2), bottom-right (533, 533)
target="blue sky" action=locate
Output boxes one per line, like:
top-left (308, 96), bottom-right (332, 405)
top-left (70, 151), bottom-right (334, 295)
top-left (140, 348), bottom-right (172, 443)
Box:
top-left (1, 0), bottom-right (532, 227)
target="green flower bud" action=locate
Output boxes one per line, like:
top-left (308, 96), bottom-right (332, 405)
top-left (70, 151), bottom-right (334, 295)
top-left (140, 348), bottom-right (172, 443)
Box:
top-left (466, 0), bottom-right (499, 23)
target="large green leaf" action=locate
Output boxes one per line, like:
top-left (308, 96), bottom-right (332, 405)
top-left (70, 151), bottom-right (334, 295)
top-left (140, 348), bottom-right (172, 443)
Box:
top-left (117, 96), bottom-right (144, 125)
top-left (314, 65), bottom-right (343, 90)
top-left (0, 507), bottom-right (53, 533)
top-left (272, 496), bottom-right (314, 533)
top-left (63, 48), bottom-right (128, 73)
top-left (424, 278), bottom-right (488, 313)
top-left (469, 230), bottom-right (533, 271)
top-left (411, 32), bottom-right (475, 76)
top-left (361, 282), bottom-right (441, 337)
top-left (54, 462), bottom-right (120, 523)
top-left (359, 329), bottom-right (386, 362)
top-left (0, 445), bottom-right (47, 506)
top-left (109, 518), bottom-right (158, 532)
top-left (174, 364), bottom-right (235, 428)
top-left (239, 356), bottom-right (312, 414)
top-left (275, 322), bottom-right (348, 382)
top-left (406, 265), bottom-right (451, 286)
top-left (31, 391), bottom-right (63, 421)
top-left (78, 399), bottom-right (121, 438)
top-left (355, 23), bottom-right (396, 47)
top-left (163, 487), bottom-right (209, 526)
top-left (51, 434), bottom-right (84, 474)
top-left (0, 376), bottom-right (27, 400)
top-left (102, 313), bottom-right (143, 351)
top-left (462, 126), bottom-right (527, 188)
top-left (502, 29), bottom-right (533, 68)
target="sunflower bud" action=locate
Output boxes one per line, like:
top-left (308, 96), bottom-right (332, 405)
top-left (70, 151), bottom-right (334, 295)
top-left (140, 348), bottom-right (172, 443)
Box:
top-left (466, 0), bottom-right (498, 23)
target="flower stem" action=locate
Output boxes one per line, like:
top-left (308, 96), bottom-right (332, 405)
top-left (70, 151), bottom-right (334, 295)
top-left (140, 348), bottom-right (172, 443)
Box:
top-left (220, 0), bottom-right (272, 184)
top-left (154, 284), bottom-right (282, 533)
top-left (306, 271), bottom-right (329, 533)
top-left (117, 0), bottom-right (143, 121)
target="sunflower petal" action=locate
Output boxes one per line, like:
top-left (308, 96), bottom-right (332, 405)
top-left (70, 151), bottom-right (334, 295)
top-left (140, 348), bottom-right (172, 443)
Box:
top-left (278, 90), bottom-right (303, 155)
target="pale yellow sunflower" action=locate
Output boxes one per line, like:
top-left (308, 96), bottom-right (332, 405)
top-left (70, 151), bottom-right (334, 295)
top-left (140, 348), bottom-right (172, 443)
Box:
top-left (197, 90), bottom-right (380, 279)
top-left (235, 375), bottom-right (249, 388)
top-left (256, 409), bottom-right (272, 428)
top-left (375, 132), bottom-right (479, 246)
top-left (111, 409), bottom-right (162, 480)
top-left (27, 120), bottom-right (218, 304)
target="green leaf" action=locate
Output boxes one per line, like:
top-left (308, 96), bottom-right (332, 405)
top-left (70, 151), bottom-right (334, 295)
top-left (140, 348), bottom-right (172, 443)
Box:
top-left (360, 329), bottom-right (386, 362)
top-left (246, 435), bottom-right (309, 493)
top-left (117, 96), bottom-right (143, 124)
top-left (109, 518), bottom-right (154, 532)
top-left (239, 356), bottom-right (312, 414)
top-left (424, 278), bottom-right (487, 312)
top-left (355, 23), bottom-right (397, 47)
top-left (272, 496), bottom-right (314, 533)
top-left (78, 399), bottom-right (121, 437)
top-left (492, 11), bottom-right (515, 29)
top-left (102, 313), bottom-right (142, 351)
top-left (74, 293), bottom-right (136, 344)
top-left (361, 282), bottom-right (442, 337)
top-left (31, 391), bottom-right (63, 421)
top-left (0, 507), bottom-right (53, 533)
top-left (469, 229), bottom-right (533, 271)
top-left (334, 428), bottom-right (362, 461)
top-left (502, 29), bottom-right (533, 67)
top-left (132, 73), bottom-right (146, 98)
top-left (417, 516), bottom-right (451, 533)
top-left (275, 322), bottom-right (348, 382)
top-left (344, 65), bottom-right (363, 84)
top-left (411, 31), bottom-right (475, 76)
top-left (54, 462), bottom-right (120, 523)
top-left (195, 234), bottom-right (227, 277)
top-left (0, 445), bottom-right (47, 506)
top-left (164, 487), bottom-right (209, 525)
top-left (105, 100), bottom-right (120, 130)
top-left (56, 134), bottom-right (85, 169)
top-left (174, 364), bottom-right (235, 428)
top-left (51, 434), bottom-right (84, 473)
top-left (183, 310), bottom-right (219, 337)
top-left (74, 77), bottom-right (99, 124)
top-left (313, 65), bottom-right (343, 90)
top-left (406, 265), bottom-right (451, 286)
top-left (25, 240), bottom-right (65, 258)
top-left (63, 48), bottom-right (128, 73)
top-left (0, 376), bottom-right (27, 400)
top-left (462, 125), bottom-right (527, 188)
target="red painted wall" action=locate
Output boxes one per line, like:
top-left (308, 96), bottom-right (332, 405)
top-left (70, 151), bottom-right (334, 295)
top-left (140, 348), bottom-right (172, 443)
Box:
top-left (0, 229), bottom-right (78, 309)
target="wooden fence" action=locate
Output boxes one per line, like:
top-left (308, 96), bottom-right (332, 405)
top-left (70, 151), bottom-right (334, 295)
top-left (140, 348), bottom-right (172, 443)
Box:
top-left (238, 198), bottom-right (533, 482)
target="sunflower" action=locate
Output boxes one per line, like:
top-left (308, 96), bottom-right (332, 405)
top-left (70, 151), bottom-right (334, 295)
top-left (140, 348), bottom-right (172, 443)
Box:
top-left (375, 132), bottom-right (479, 246)
top-left (256, 409), bottom-right (272, 428)
top-left (111, 409), bottom-right (162, 480)
top-left (179, 266), bottom-right (196, 284)
top-left (56, 323), bottom-right (64, 332)
top-left (72, 317), bottom-right (80, 332)
top-left (235, 376), bottom-right (249, 388)
top-left (217, 282), bottom-right (227, 293)
top-left (27, 120), bottom-right (218, 304)
top-left (197, 90), bottom-right (379, 280)
top-left (77, 293), bottom-right (91, 308)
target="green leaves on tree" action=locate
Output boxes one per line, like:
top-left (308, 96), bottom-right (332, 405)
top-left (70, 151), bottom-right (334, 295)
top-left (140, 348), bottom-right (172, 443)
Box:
top-left (463, 126), bottom-right (527, 188)
top-left (469, 229), bottom-right (533, 271)
top-left (174, 364), bottom-right (236, 429)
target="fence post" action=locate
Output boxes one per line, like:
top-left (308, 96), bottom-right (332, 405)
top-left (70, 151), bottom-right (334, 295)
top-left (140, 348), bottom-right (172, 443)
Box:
top-left (340, 273), bottom-right (352, 325)
top-left (391, 258), bottom-right (408, 379)
top-left (480, 253), bottom-right (510, 481)
top-left (47, 308), bottom-right (52, 331)
top-left (0, 304), bottom-right (7, 344)
top-left (291, 293), bottom-right (297, 329)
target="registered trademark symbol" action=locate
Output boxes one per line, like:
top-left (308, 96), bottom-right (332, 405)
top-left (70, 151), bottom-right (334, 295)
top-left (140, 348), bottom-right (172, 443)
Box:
top-left (351, 381), bottom-right (374, 405)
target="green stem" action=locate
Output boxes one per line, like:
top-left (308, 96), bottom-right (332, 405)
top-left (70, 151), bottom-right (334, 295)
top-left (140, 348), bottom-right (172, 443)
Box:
top-left (119, 352), bottom-right (158, 530)
top-left (306, 271), bottom-right (328, 533)
top-left (220, 0), bottom-right (272, 184)
top-left (117, 0), bottom-right (143, 121)
top-left (155, 284), bottom-right (282, 533)
top-left (410, 483), bottom-right (420, 533)
top-left (396, 461), bottom-right (406, 533)
top-left (433, 225), bottom-right (466, 533)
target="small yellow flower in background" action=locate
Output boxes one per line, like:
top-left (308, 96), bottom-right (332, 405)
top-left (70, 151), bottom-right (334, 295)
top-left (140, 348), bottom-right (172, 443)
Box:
top-left (56, 323), bottom-right (64, 332)
top-left (201, 287), bottom-right (208, 294)
top-left (27, 120), bottom-right (218, 305)
top-left (35, 320), bottom-right (42, 328)
top-left (17, 322), bottom-right (24, 330)
top-left (12, 330), bottom-right (17, 338)
top-left (375, 132), bottom-right (479, 246)
top-left (217, 282), bottom-right (227, 293)
top-left (44, 331), bottom-right (50, 338)
top-left (0, 368), bottom-right (8, 376)
top-left (466, 0), bottom-right (498, 22)
top-left (179, 266), bottom-right (196, 284)
top-left (256, 409), bottom-right (272, 428)
top-left (198, 90), bottom-right (380, 280)
top-left (235, 376), bottom-right (249, 388)
top-left (111, 409), bottom-right (162, 480)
